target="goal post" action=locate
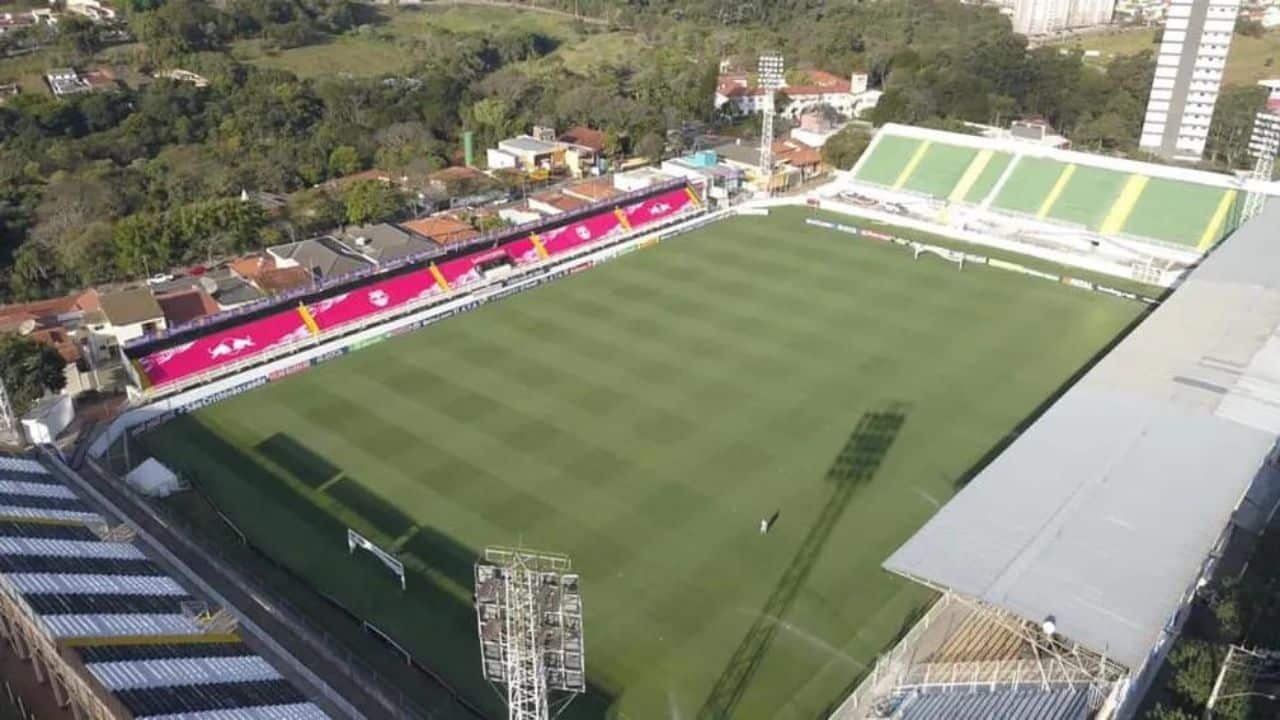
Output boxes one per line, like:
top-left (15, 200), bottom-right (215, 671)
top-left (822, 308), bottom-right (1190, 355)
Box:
top-left (347, 528), bottom-right (406, 590)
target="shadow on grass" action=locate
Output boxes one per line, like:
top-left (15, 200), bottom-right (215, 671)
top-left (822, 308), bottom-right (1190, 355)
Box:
top-left (951, 306), bottom-right (1156, 491)
top-left (696, 404), bottom-right (908, 720)
top-left (144, 418), bottom-right (621, 719)
top-left (255, 433), bottom-right (342, 490)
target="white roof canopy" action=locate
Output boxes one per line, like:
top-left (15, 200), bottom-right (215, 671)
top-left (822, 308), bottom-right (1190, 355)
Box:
top-left (886, 201), bottom-right (1280, 670)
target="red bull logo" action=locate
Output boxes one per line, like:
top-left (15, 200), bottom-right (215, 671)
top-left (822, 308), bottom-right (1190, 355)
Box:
top-left (209, 336), bottom-right (255, 359)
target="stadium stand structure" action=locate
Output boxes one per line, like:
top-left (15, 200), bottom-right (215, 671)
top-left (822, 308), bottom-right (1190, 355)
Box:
top-left (837, 124), bottom-right (1280, 286)
top-left (121, 182), bottom-right (704, 397)
top-left (0, 455), bottom-right (330, 719)
top-left (830, 199), bottom-right (1280, 720)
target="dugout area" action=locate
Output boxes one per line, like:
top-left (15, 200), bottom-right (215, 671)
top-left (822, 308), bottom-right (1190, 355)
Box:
top-left (140, 207), bottom-right (1144, 719)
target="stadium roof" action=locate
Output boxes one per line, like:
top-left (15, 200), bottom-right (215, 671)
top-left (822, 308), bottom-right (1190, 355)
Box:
top-left (885, 200), bottom-right (1280, 671)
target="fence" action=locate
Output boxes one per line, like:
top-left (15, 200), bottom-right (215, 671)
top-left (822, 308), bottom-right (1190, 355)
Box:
top-left (88, 445), bottom-right (450, 720)
top-left (75, 200), bottom-right (730, 720)
top-left (125, 179), bottom-right (689, 351)
top-left (90, 201), bottom-right (714, 460)
top-left (801, 217), bottom-right (1163, 305)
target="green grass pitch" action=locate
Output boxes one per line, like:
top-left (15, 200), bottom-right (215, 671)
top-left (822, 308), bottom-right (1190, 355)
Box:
top-left (143, 207), bottom-right (1143, 720)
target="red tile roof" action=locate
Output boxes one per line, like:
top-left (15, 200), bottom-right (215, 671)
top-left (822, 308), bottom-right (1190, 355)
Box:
top-left (402, 216), bottom-right (480, 246)
top-left (156, 289), bottom-right (219, 326)
top-left (29, 327), bottom-right (81, 364)
top-left (558, 126), bottom-right (607, 153)
top-left (254, 266), bottom-right (314, 295)
top-left (227, 254), bottom-right (277, 280)
top-left (530, 191), bottom-right (590, 213)
top-left (563, 178), bottom-right (619, 202)
top-left (717, 69), bottom-right (853, 99)
top-left (773, 139), bottom-right (822, 168)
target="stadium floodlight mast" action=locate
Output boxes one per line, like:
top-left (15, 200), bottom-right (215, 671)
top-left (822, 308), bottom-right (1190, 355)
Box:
top-left (475, 546), bottom-right (585, 720)
top-left (757, 53), bottom-right (785, 193)
top-left (0, 377), bottom-right (16, 444)
top-left (1243, 152), bottom-right (1274, 223)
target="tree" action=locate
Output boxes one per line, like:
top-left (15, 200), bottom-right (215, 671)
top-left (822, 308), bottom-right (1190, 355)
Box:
top-left (1236, 18), bottom-right (1265, 38)
top-left (821, 125), bottom-right (872, 169)
top-left (636, 131), bottom-right (665, 161)
top-left (1207, 84), bottom-right (1267, 169)
top-left (342, 180), bottom-right (403, 225)
top-left (328, 146), bottom-right (362, 177)
top-left (0, 335), bottom-right (66, 417)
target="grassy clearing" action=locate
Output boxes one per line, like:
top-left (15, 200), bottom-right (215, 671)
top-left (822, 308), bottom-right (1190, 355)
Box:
top-left (1053, 27), bottom-right (1280, 86)
top-left (230, 5), bottom-right (643, 79)
top-left (144, 207), bottom-right (1141, 719)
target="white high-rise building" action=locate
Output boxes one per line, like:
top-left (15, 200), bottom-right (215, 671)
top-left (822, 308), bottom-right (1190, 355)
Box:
top-left (1012, 0), bottom-right (1114, 35)
top-left (1139, 0), bottom-right (1241, 160)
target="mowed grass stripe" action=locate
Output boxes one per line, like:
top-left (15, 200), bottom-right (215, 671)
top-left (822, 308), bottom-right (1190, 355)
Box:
top-left (145, 207), bottom-right (1142, 720)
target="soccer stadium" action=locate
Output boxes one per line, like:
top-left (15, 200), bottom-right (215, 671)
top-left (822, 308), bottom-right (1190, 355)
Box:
top-left (12, 141), bottom-right (1271, 720)
top-left (830, 124), bottom-right (1266, 288)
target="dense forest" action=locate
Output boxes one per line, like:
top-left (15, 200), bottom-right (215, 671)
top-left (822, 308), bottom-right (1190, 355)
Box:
top-left (0, 0), bottom-right (1265, 302)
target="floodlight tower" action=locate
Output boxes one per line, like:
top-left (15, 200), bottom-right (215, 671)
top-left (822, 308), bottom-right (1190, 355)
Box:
top-left (757, 53), bottom-right (785, 192)
top-left (1243, 152), bottom-right (1274, 223)
top-left (0, 378), bottom-right (15, 442)
top-left (475, 547), bottom-right (585, 720)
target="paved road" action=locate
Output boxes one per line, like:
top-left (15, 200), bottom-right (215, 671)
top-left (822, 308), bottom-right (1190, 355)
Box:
top-left (45, 451), bottom-right (423, 720)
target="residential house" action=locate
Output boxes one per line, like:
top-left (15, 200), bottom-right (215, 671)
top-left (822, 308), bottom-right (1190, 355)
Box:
top-left (91, 288), bottom-right (166, 346)
top-left (229, 253), bottom-right (314, 296)
top-left (46, 68), bottom-right (91, 97)
top-left (44, 66), bottom-right (116, 97)
top-left (772, 139), bottom-right (824, 182)
top-left (790, 111), bottom-right (847, 147)
top-left (557, 126), bottom-right (608, 177)
top-left (427, 165), bottom-right (491, 197)
top-left (661, 150), bottom-right (744, 203)
top-left (528, 190), bottom-right (590, 216)
top-left (715, 69), bottom-right (878, 120)
top-left (402, 215), bottom-right (480, 246)
top-left (496, 202), bottom-right (545, 226)
top-left (149, 270), bottom-right (264, 311)
top-left (338, 223), bottom-right (437, 265)
top-left (155, 288), bottom-right (219, 327)
top-left (268, 236), bottom-right (372, 281)
top-left (64, 0), bottom-right (117, 21)
top-left (612, 168), bottom-right (674, 193)
top-left (488, 136), bottom-right (566, 174)
top-left (712, 141), bottom-right (818, 193)
top-left (0, 293), bottom-right (106, 395)
top-left (562, 177), bottom-right (619, 203)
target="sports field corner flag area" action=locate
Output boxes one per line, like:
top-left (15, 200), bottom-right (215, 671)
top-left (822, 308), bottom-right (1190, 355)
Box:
top-left (143, 207), bottom-right (1143, 719)
top-left (851, 125), bottom-right (1243, 251)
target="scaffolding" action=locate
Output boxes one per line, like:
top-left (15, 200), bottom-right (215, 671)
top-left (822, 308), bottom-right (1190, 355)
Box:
top-left (475, 547), bottom-right (585, 720)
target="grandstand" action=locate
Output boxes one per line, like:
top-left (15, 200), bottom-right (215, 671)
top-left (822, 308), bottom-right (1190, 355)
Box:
top-left (122, 182), bottom-right (704, 398)
top-left (832, 124), bottom-right (1280, 285)
top-left (0, 455), bottom-right (330, 719)
top-left (831, 199), bottom-right (1280, 719)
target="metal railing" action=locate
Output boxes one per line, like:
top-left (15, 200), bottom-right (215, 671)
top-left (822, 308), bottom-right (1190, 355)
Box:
top-left (125, 179), bottom-right (688, 351)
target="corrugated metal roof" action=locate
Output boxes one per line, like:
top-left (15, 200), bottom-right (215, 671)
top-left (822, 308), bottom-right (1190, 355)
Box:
top-left (87, 656), bottom-right (281, 691)
top-left (895, 686), bottom-right (1091, 720)
top-left (8, 573), bottom-right (187, 596)
top-left (43, 613), bottom-right (204, 638)
top-left (885, 200), bottom-right (1280, 670)
top-left (136, 701), bottom-right (332, 719)
top-left (0, 536), bottom-right (145, 560)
